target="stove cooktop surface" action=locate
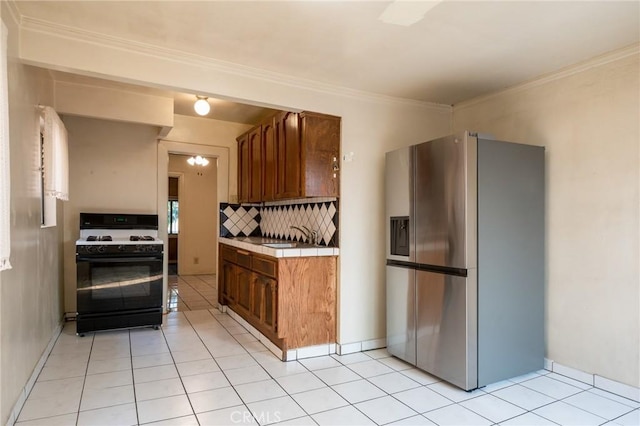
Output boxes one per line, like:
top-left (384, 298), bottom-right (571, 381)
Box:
top-left (76, 238), bottom-right (163, 246)
top-left (77, 228), bottom-right (162, 246)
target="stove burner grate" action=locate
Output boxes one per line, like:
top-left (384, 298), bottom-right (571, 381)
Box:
top-left (130, 236), bottom-right (155, 241)
top-left (86, 236), bottom-right (112, 242)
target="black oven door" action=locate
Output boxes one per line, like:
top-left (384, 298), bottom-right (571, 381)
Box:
top-left (76, 256), bottom-right (163, 314)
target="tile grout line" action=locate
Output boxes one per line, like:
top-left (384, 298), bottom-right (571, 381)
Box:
top-left (208, 308), bottom-right (313, 424)
top-left (188, 275), bottom-right (217, 310)
top-left (154, 322), bottom-right (200, 426)
top-left (305, 358), bottom-right (408, 424)
top-left (72, 331), bottom-right (96, 426)
top-left (532, 386), bottom-right (623, 425)
top-left (211, 313), bottom-right (294, 424)
top-left (22, 314), bottom-right (639, 426)
top-left (181, 309), bottom-right (253, 424)
top-left (172, 275), bottom-right (217, 312)
top-left (10, 323), bottom-right (65, 425)
top-left (127, 329), bottom-right (142, 426)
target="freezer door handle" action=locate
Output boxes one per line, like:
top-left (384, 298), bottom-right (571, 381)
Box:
top-left (386, 259), bottom-right (467, 277)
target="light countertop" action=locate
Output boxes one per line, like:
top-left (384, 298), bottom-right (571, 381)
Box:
top-left (219, 237), bottom-right (339, 258)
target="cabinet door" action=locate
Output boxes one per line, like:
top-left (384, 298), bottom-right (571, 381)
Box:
top-left (275, 111), bottom-right (301, 199)
top-left (248, 126), bottom-right (262, 203)
top-left (237, 266), bottom-right (252, 313)
top-left (221, 260), bottom-right (237, 304)
top-left (300, 112), bottom-right (340, 198)
top-left (262, 119), bottom-right (276, 202)
top-left (250, 273), bottom-right (264, 322)
top-left (237, 133), bottom-right (250, 203)
top-left (264, 278), bottom-right (278, 333)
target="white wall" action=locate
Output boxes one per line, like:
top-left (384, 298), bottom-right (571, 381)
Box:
top-left (158, 115), bottom-right (252, 304)
top-left (336, 100), bottom-right (451, 343)
top-left (62, 116), bottom-right (159, 313)
top-left (164, 114), bottom-right (253, 203)
top-left (452, 50), bottom-right (639, 387)
top-left (54, 80), bottom-right (174, 130)
top-left (168, 154), bottom-right (217, 275)
top-left (18, 25), bottom-right (453, 346)
top-left (0, 8), bottom-right (64, 424)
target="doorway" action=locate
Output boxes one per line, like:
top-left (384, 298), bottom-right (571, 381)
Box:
top-left (165, 153), bottom-right (218, 311)
top-left (158, 141), bottom-right (231, 315)
top-left (168, 176), bottom-right (180, 275)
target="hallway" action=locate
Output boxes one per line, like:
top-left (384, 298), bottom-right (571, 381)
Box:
top-left (167, 274), bottom-right (217, 312)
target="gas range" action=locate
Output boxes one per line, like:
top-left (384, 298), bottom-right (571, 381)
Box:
top-left (75, 213), bottom-right (164, 257)
top-left (75, 212), bottom-right (164, 335)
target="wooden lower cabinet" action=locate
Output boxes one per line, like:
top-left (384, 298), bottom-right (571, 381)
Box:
top-left (249, 273), bottom-right (263, 322)
top-left (220, 260), bottom-right (237, 304)
top-left (236, 267), bottom-right (252, 312)
top-left (263, 278), bottom-right (277, 332)
top-left (218, 243), bottom-right (336, 355)
top-left (251, 273), bottom-right (278, 334)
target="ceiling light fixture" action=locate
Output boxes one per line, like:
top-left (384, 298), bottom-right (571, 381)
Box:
top-left (194, 96), bottom-right (210, 116)
top-left (187, 155), bottom-right (210, 167)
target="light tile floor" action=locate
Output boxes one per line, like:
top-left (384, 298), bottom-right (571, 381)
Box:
top-left (167, 275), bottom-right (217, 312)
top-left (15, 309), bottom-right (640, 426)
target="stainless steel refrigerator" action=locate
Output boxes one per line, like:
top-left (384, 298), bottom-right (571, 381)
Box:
top-left (385, 131), bottom-right (545, 391)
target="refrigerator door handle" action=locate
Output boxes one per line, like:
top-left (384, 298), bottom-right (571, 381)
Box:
top-left (387, 259), bottom-right (467, 277)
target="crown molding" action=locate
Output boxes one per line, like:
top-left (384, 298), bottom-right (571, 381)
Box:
top-left (20, 16), bottom-right (451, 113)
top-left (4, 0), bottom-right (21, 27)
top-left (454, 43), bottom-right (640, 111)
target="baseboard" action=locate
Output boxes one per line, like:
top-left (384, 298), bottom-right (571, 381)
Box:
top-left (5, 321), bottom-right (63, 426)
top-left (222, 307), bottom-right (338, 361)
top-left (545, 358), bottom-right (640, 403)
top-left (336, 338), bottom-right (386, 355)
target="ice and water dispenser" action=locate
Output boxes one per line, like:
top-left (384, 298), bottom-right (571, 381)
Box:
top-left (390, 216), bottom-right (409, 256)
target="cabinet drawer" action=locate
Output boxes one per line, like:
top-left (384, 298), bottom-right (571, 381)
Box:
top-left (252, 255), bottom-right (277, 278)
top-left (221, 245), bottom-right (237, 263)
top-left (236, 250), bottom-right (251, 269)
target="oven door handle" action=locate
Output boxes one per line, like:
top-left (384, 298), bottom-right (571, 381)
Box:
top-left (76, 256), bottom-right (162, 263)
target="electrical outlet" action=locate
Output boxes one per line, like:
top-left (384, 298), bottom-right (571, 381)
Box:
top-left (194, 257), bottom-right (199, 265)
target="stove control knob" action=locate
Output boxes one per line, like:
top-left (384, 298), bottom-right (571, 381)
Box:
top-left (117, 245), bottom-right (126, 251)
top-left (97, 246), bottom-right (106, 253)
top-left (86, 246), bottom-right (95, 253)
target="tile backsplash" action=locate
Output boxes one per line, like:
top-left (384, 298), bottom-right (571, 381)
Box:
top-left (219, 204), bottom-right (261, 238)
top-left (219, 198), bottom-right (339, 247)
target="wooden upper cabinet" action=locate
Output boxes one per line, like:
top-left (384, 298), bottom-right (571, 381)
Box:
top-left (275, 111), bottom-right (302, 200)
top-left (237, 110), bottom-right (340, 203)
top-left (237, 133), bottom-right (250, 203)
top-left (261, 118), bottom-right (277, 202)
top-left (248, 126), bottom-right (262, 203)
top-left (300, 112), bottom-right (340, 198)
